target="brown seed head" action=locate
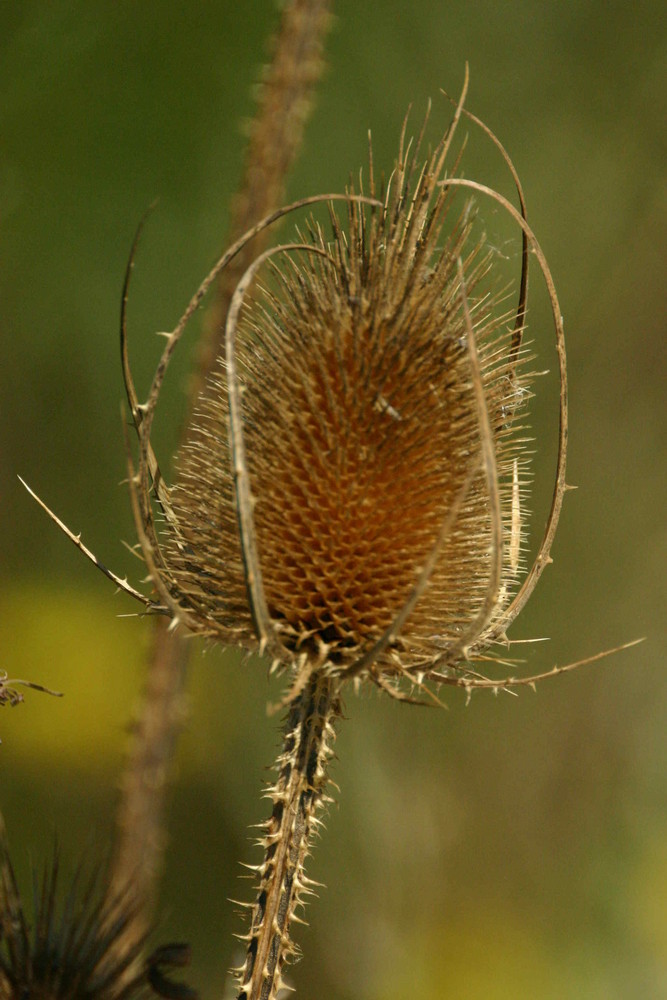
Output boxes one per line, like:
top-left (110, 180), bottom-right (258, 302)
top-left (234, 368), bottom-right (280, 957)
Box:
top-left (120, 82), bottom-right (567, 697)
top-left (0, 828), bottom-right (197, 1000)
top-left (0, 836), bottom-right (145, 1000)
top-left (157, 113), bottom-right (534, 682)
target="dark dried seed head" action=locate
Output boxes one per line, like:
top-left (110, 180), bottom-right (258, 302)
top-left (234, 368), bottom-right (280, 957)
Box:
top-left (0, 844), bottom-right (137, 1000)
top-left (157, 104), bottom-right (534, 681)
top-left (0, 831), bottom-right (192, 1000)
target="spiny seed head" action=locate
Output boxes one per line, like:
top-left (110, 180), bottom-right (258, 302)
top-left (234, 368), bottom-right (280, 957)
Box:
top-left (0, 838), bottom-right (146, 1000)
top-left (0, 833), bottom-right (196, 1000)
top-left (124, 88), bottom-right (566, 695)
top-left (171, 204), bottom-right (522, 661)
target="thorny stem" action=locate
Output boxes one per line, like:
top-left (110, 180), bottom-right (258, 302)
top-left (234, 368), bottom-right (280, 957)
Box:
top-left (107, 0), bottom-right (332, 959)
top-left (235, 672), bottom-right (341, 1000)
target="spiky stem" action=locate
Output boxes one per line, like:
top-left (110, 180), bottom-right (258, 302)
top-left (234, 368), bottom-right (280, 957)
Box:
top-left (235, 671), bottom-right (341, 1000)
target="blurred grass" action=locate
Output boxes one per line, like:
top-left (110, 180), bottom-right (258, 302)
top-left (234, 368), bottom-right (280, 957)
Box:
top-left (1, 2), bottom-right (665, 997)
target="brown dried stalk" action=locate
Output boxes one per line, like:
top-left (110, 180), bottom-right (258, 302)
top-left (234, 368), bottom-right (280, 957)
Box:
top-left (193, 0), bottom-right (333, 407)
top-left (107, 620), bottom-right (190, 925)
top-left (233, 674), bottom-right (340, 999)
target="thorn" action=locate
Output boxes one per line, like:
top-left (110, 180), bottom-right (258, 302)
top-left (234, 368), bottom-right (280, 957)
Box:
top-left (231, 931), bottom-right (253, 944)
top-left (121, 538), bottom-right (145, 560)
top-left (18, 476), bottom-right (153, 609)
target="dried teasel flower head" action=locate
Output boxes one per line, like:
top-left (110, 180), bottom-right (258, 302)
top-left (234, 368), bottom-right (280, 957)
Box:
top-left (0, 833), bottom-right (139, 1000)
top-left (122, 81), bottom-right (565, 695)
top-left (135, 80), bottom-right (568, 698)
top-left (0, 825), bottom-right (196, 1000)
top-left (25, 73), bottom-right (570, 702)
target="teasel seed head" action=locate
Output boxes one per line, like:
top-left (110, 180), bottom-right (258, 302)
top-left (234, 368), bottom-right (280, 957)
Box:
top-left (0, 826), bottom-right (197, 1000)
top-left (168, 198), bottom-right (519, 660)
top-left (98, 73), bottom-right (568, 699)
top-left (0, 833), bottom-right (146, 1000)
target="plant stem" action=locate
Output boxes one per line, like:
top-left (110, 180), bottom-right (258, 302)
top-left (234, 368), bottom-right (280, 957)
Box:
top-left (109, 620), bottom-right (190, 931)
top-left (194, 0), bottom-right (332, 407)
top-left (235, 671), bottom-right (341, 1000)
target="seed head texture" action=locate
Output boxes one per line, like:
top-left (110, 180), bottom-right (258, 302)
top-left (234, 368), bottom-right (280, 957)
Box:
top-left (159, 108), bottom-right (535, 685)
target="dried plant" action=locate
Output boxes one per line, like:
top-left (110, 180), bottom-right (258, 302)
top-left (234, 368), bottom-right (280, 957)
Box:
top-left (0, 821), bottom-right (171, 1000)
top-left (18, 36), bottom-right (641, 1000)
top-left (132, 78), bottom-right (572, 1000)
top-left (109, 75), bottom-right (564, 675)
top-left (0, 674), bottom-right (61, 743)
top-left (0, 675), bottom-right (61, 709)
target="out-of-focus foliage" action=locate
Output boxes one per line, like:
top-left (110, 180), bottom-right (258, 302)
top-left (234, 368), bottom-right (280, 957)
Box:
top-left (1, 2), bottom-right (665, 997)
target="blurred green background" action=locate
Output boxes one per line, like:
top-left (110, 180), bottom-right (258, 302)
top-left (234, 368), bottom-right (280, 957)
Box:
top-left (1, 2), bottom-right (665, 997)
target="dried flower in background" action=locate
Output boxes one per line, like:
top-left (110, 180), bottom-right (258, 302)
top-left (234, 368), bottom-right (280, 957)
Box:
top-left (0, 827), bottom-right (146, 1000)
top-left (0, 674), bottom-right (61, 709)
top-left (0, 820), bottom-right (196, 1000)
top-left (0, 674), bottom-right (62, 743)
